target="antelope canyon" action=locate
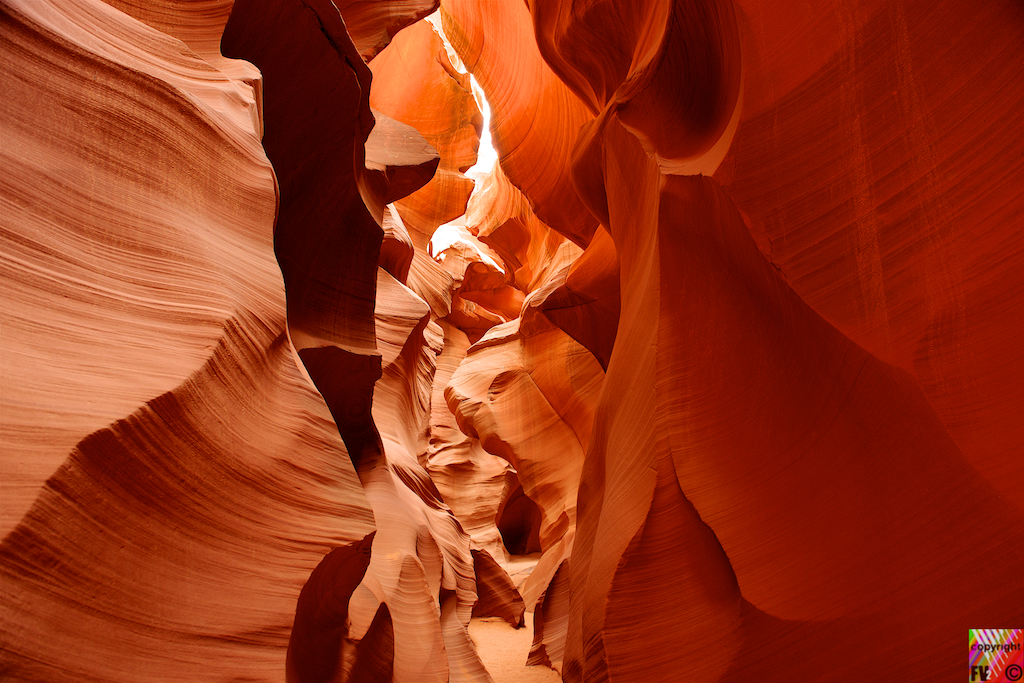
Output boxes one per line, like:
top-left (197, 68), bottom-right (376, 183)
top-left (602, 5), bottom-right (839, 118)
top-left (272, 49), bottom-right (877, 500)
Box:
top-left (1, 0), bottom-right (1022, 682)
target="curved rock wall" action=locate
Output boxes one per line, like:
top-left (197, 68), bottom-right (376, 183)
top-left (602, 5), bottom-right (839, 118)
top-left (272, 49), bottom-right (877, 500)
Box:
top-left (2, 0), bottom-right (1022, 681)
top-left (0, 1), bottom-right (374, 680)
top-left (719, 0), bottom-right (1024, 509)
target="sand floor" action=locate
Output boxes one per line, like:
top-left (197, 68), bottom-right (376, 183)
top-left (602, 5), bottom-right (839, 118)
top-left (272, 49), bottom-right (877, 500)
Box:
top-left (468, 554), bottom-right (561, 683)
top-left (469, 613), bottom-right (561, 683)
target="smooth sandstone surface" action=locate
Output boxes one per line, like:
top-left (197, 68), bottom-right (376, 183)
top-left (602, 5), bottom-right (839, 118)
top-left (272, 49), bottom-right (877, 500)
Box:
top-left (224, 4), bottom-right (491, 683)
top-left (427, 321), bottom-right (513, 567)
top-left (337, 0), bottom-right (438, 61)
top-left (718, 0), bottom-right (1024, 509)
top-left (1, 2), bottom-right (374, 681)
top-left (441, 0), bottom-right (598, 247)
top-left (462, 162), bottom-right (582, 295)
top-left (2, 0), bottom-right (1022, 681)
top-left (369, 18), bottom-right (482, 252)
top-left (1, 0), bottom-right (275, 537)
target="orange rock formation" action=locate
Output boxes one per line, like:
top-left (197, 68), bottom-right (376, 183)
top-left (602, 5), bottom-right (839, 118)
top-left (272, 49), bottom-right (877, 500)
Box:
top-left (2, 0), bottom-right (1022, 681)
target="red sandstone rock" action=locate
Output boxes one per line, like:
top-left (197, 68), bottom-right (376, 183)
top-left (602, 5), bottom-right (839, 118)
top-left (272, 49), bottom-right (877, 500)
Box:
top-left (528, 0), bottom-right (743, 174)
top-left (369, 28), bottom-right (524, 662)
top-left (532, 2), bottom-right (1024, 679)
top-left (379, 204), bottom-right (415, 283)
top-left (369, 18), bottom-right (481, 252)
top-left (432, 218), bottom-right (522, 342)
top-left (718, 0), bottom-right (1024, 510)
top-left (361, 258), bottom-right (494, 682)
top-left (225, 4), bottom-right (493, 681)
top-left (2, 0), bottom-right (488, 680)
top-left (1, 7), bottom-right (374, 681)
top-left (0, 0), bottom-right (279, 537)
top-left (364, 109), bottom-right (440, 207)
top-left (471, 548), bottom-right (526, 628)
top-left (286, 532), bottom-right (375, 683)
top-left (441, 0), bottom-right (598, 247)
top-left (4, 0), bottom-right (1023, 681)
top-left (538, 225), bottom-right (620, 371)
top-left (427, 321), bottom-right (513, 566)
top-left (462, 162), bottom-right (582, 294)
top-left (336, 0), bottom-right (438, 61)
top-left (97, 0), bottom-right (266, 133)
top-left (446, 290), bottom-right (606, 671)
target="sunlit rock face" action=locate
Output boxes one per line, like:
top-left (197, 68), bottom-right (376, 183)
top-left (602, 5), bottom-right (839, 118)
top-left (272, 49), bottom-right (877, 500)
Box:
top-left (0, 1), bottom-right (374, 681)
top-left (441, 0), bottom-right (598, 248)
top-left (2, 0), bottom-right (1023, 682)
top-left (221, 2), bottom-right (490, 682)
top-left (369, 17), bottom-right (481, 252)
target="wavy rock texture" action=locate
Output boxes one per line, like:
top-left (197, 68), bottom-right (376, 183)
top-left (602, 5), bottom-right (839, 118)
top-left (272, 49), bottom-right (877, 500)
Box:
top-left (717, 0), bottom-right (1024, 510)
top-left (286, 532), bottom-right (375, 683)
top-left (441, 0), bottom-right (598, 247)
top-left (379, 204), bottom-right (416, 282)
top-left (365, 109), bottom-right (441, 208)
top-left (462, 162), bottom-right (582, 294)
top-left (527, 0), bottom-right (743, 175)
top-left (369, 18), bottom-right (481, 252)
top-left (337, 0), bottom-right (438, 61)
top-left (524, 2), bottom-right (1021, 682)
top-left (471, 548), bottom-right (525, 628)
top-left (222, 0), bottom-right (384, 361)
top-left (537, 225), bottom-right (620, 371)
top-left (95, 0), bottom-right (265, 133)
top-left (427, 321), bottom-right (513, 567)
top-left (365, 19), bottom-right (529, 679)
top-left (223, 4), bottom-right (492, 683)
top-left (346, 283), bottom-right (490, 683)
top-left (431, 219), bottom-right (521, 342)
top-left (4, 0), bottom-right (1023, 681)
top-left (440, 0), bottom-right (1024, 679)
top-left (0, 2), bottom-right (374, 681)
top-left (447, 289), bottom-right (605, 671)
top-left (570, 117), bottom-right (1024, 681)
top-left (0, 0), bottom-right (273, 538)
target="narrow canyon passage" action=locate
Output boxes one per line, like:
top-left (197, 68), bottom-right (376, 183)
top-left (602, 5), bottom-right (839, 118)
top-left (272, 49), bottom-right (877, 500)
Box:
top-left (1, 0), bottom-right (1022, 682)
top-left (469, 555), bottom-right (561, 683)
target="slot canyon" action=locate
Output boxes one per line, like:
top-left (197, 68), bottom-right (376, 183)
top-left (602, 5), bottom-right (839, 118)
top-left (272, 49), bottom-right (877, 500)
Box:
top-left (1, 0), bottom-right (1022, 681)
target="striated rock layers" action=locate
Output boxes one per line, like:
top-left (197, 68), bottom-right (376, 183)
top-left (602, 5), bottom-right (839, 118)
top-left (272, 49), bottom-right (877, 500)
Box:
top-left (2, 0), bottom-right (1023, 681)
top-left (0, 1), bottom-right (375, 680)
